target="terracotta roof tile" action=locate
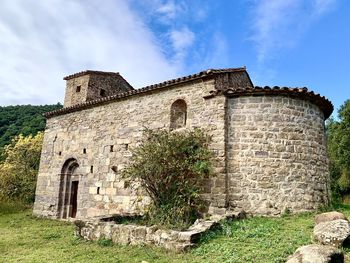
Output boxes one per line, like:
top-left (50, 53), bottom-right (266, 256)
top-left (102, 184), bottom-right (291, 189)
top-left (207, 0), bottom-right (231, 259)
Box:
top-left (63, 70), bottom-right (121, 80)
top-left (45, 67), bottom-right (333, 119)
top-left (47, 67), bottom-right (247, 118)
top-left (221, 86), bottom-right (333, 118)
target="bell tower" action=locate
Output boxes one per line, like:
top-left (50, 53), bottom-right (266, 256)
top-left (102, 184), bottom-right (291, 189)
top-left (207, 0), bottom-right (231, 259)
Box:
top-left (63, 70), bottom-right (133, 108)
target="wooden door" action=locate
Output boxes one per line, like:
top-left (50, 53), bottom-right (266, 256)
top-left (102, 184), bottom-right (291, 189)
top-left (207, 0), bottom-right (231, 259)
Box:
top-left (70, 181), bottom-right (79, 218)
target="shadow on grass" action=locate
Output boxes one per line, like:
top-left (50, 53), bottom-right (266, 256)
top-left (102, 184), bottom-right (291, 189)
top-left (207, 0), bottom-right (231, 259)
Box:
top-left (195, 219), bottom-right (236, 245)
top-left (0, 200), bottom-right (32, 214)
top-left (332, 203), bottom-right (350, 212)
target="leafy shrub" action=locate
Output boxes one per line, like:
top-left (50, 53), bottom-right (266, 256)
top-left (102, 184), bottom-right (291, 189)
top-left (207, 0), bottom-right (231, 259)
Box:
top-left (0, 132), bottom-right (43, 204)
top-left (122, 128), bottom-right (213, 230)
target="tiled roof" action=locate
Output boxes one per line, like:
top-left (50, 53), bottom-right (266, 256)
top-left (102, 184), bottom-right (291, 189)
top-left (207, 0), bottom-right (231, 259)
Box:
top-left (45, 68), bottom-right (333, 119)
top-left (45, 67), bottom-right (248, 118)
top-left (63, 70), bottom-right (121, 80)
top-left (221, 86), bottom-right (333, 118)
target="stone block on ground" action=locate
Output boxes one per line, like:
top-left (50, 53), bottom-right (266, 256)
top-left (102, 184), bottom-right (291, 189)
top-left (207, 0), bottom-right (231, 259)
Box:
top-left (286, 244), bottom-right (343, 263)
top-left (315, 212), bottom-right (348, 225)
top-left (313, 219), bottom-right (350, 247)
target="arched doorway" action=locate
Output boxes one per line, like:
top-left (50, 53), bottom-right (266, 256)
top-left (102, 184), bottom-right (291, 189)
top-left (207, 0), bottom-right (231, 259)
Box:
top-left (58, 158), bottom-right (80, 218)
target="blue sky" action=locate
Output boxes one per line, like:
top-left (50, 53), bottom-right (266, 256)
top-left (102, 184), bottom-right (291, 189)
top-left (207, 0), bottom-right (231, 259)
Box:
top-left (0, 0), bottom-right (349, 117)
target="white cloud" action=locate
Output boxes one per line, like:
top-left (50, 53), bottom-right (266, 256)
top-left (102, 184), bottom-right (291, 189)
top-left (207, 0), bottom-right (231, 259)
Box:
top-left (170, 27), bottom-right (195, 52)
top-left (0, 0), bottom-right (179, 105)
top-left (199, 33), bottom-right (229, 69)
top-left (156, 1), bottom-right (178, 21)
top-left (169, 27), bottom-right (195, 65)
top-left (194, 7), bottom-right (208, 22)
top-left (249, 0), bottom-right (338, 62)
top-left (131, 0), bottom-right (211, 69)
top-left (140, 0), bottom-right (186, 24)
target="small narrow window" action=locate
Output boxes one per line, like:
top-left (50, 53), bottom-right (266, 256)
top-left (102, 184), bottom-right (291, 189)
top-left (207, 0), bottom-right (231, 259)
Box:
top-left (100, 89), bottom-right (106, 97)
top-left (111, 166), bottom-right (118, 173)
top-left (76, 85), bottom-right (81, 92)
top-left (97, 187), bottom-right (100, 194)
top-left (90, 166), bottom-right (93, 173)
top-left (83, 148), bottom-right (86, 154)
top-left (170, 99), bottom-right (187, 130)
top-left (124, 181), bottom-right (130, 189)
top-left (58, 151), bottom-right (62, 156)
top-left (125, 144), bottom-right (129, 150)
top-left (110, 145), bottom-right (114, 152)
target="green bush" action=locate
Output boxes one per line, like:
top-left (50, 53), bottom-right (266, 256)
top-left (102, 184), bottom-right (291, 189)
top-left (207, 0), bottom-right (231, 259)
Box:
top-left (0, 132), bottom-right (43, 204)
top-left (327, 99), bottom-right (350, 200)
top-left (122, 128), bottom-right (213, 230)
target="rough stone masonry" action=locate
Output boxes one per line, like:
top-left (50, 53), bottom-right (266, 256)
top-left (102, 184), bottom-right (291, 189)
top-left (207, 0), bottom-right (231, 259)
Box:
top-left (33, 67), bottom-right (333, 219)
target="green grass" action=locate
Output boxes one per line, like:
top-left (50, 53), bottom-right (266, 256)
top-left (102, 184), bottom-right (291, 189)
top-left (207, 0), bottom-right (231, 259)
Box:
top-left (1, 204), bottom-right (350, 263)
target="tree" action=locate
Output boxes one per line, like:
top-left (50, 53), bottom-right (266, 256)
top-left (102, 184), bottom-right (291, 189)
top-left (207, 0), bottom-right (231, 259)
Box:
top-left (327, 100), bottom-right (350, 199)
top-left (122, 129), bottom-right (213, 229)
top-left (0, 132), bottom-right (43, 203)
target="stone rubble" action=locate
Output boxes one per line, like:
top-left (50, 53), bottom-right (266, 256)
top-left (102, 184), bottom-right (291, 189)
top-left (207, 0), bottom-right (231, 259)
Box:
top-left (315, 211), bottom-right (348, 225)
top-left (286, 244), bottom-right (344, 263)
top-left (75, 211), bottom-right (245, 251)
top-left (287, 211), bottom-right (349, 263)
top-left (313, 219), bottom-right (350, 247)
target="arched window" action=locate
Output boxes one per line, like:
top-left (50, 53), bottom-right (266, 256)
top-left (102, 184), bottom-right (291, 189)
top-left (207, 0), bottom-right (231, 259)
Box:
top-left (170, 99), bottom-right (187, 130)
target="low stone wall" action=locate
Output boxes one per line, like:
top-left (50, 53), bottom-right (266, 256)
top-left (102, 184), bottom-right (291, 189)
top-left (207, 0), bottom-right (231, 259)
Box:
top-left (74, 212), bottom-right (245, 251)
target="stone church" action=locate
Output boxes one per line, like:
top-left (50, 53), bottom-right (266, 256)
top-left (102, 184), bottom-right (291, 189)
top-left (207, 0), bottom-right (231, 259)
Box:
top-left (33, 67), bottom-right (333, 219)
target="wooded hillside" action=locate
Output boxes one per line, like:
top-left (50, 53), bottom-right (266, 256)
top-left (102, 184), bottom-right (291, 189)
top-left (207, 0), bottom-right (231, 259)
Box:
top-left (0, 104), bottom-right (62, 152)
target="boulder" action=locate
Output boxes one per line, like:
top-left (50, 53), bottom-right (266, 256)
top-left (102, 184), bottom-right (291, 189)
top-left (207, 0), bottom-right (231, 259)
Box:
top-left (315, 212), bottom-right (348, 225)
top-left (313, 219), bottom-right (350, 247)
top-left (286, 244), bottom-right (344, 263)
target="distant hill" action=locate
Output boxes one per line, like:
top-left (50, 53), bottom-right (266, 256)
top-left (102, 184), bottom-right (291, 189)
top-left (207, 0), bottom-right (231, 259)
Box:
top-left (0, 104), bottom-right (63, 150)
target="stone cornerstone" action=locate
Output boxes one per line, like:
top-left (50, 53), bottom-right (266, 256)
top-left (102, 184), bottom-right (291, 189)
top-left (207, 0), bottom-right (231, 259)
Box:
top-left (33, 67), bottom-right (333, 219)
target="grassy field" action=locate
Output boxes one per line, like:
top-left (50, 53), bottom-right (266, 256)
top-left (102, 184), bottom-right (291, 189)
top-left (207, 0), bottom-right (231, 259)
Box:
top-left (1, 203), bottom-right (350, 263)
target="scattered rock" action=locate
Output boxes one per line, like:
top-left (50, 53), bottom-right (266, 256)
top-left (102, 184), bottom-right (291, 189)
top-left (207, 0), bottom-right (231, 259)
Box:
top-left (313, 219), bottom-right (350, 247)
top-left (315, 212), bottom-right (348, 225)
top-left (286, 244), bottom-right (344, 263)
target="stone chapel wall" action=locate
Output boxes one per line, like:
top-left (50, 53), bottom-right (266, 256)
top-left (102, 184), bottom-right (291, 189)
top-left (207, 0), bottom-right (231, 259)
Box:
top-left (226, 95), bottom-right (330, 215)
top-left (34, 69), bottom-right (332, 219)
top-left (33, 78), bottom-right (228, 218)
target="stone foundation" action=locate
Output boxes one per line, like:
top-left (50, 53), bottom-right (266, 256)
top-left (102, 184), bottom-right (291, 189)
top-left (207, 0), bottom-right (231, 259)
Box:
top-left (75, 212), bottom-right (245, 251)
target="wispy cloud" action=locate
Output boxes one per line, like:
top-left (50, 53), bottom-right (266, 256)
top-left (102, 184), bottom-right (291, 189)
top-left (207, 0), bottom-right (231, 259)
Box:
top-left (312, 0), bottom-right (337, 15)
top-left (140, 0), bottom-right (187, 24)
top-left (0, 0), bottom-right (179, 105)
top-left (169, 27), bottom-right (195, 64)
top-left (199, 32), bottom-right (229, 69)
top-left (133, 0), bottom-right (198, 68)
top-left (155, 1), bottom-right (182, 22)
top-left (249, 0), bottom-right (338, 62)
top-left (135, 0), bottom-right (224, 70)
